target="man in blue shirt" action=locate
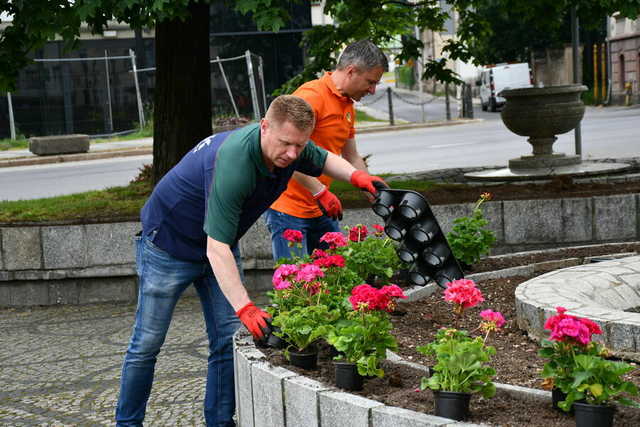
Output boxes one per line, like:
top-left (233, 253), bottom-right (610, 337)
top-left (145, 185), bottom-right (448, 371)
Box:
top-left (115, 95), bottom-right (385, 426)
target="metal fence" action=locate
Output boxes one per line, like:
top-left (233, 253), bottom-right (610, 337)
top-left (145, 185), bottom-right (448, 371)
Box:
top-left (357, 83), bottom-right (474, 125)
top-left (1, 50), bottom-right (266, 139)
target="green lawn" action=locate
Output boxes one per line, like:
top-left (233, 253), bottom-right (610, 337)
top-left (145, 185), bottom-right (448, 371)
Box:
top-left (356, 109), bottom-right (385, 123)
top-left (0, 175), bottom-right (442, 224)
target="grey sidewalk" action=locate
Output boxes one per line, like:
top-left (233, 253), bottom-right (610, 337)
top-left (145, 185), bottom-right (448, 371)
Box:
top-left (0, 297), bottom-right (210, 425)
top-left (0, 289), bottom-right (269, 426)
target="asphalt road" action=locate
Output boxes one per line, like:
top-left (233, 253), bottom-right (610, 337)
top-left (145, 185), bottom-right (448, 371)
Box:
top-left (0, 155), bottom-right (150, 201)
top-left (0, 105), bottom-right (637, 201)
top-left (362, 105), bottom-right (640, 174)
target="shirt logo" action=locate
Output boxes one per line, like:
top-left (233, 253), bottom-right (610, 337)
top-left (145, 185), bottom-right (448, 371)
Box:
top-left (346, 112), bottom-right (352, 123)
top-left (192, 134), bottom-right (217, 153)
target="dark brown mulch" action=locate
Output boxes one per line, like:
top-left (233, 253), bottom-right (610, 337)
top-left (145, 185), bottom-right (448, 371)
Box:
top-left (262, 245), bottom-right (640, 426)
top-left (470, 242), bottom-right (640, 274)
top-left (342, 176), bottom-right (640, 209)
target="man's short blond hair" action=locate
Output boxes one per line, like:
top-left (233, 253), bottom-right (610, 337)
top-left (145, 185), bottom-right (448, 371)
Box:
top-left (265, 95), bottom-right (315, 132)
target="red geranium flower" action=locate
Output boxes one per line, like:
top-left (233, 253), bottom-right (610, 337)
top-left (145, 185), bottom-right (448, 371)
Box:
top-left (349, 225), bottom-right (368, 242)
top-left (282, 229), bottom-right (303, 243)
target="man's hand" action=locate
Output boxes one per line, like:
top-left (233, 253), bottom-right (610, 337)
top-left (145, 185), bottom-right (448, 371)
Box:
top-left (350, 170), bottom-right (388, 196)
top-left (313, 186), bottom-right (343, 220)
top-left (236, 302), bottom-right (271, 339)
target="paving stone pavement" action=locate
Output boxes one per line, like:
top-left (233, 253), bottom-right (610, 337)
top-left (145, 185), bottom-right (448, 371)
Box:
top-left (0, 296), bottom-right (226, 426)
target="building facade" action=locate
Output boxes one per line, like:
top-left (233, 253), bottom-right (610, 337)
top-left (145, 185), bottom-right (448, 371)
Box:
top-left (608, 14), bottom-right (640, 104)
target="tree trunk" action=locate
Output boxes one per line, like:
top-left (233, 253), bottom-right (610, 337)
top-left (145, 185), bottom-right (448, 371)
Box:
top-left (152, 1), bottom-right (212, 184)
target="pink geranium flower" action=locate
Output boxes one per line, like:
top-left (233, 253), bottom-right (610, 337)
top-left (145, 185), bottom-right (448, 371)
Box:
top-left (544, 306), bottom-right (602, 346)
top-left (319, 232), bottom-right (348, 249)
top-left (443, 279), bottom-right (484, 315)
top-left (272, 264), bottom-right (298, 290)
top-left (349, 225), bottom-right (368, 242)
top-left (480, 309), bottom-right (506, 329)
top-left (295, 263), bottom-right (324, 282)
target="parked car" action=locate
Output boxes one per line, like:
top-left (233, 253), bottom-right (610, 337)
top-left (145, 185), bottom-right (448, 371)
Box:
top-left (476, 63), bottom-right (533, 112)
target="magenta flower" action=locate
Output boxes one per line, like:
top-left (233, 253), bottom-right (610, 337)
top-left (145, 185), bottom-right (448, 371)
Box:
top-left (295, 263), bottom-right (324, 282)
top-left (272, 264), bottom-right (298, 290)
top-left (544, 306), bottom-right (602, 346)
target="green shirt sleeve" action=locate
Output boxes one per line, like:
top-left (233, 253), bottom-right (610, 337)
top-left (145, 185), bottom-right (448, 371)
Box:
top-left (203, 136), bottom-right (256, 245)
top-left (295, 140), bottom-right (328, 176)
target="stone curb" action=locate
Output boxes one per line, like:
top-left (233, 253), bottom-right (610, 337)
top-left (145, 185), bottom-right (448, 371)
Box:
top-left (234, 331), bottom-right (477, 426)
top-left (0, 147), bottom-right (152, 168)
top-left (356, 118), bottom-right (482, 134)
top-left (234, 328), bottom-right (557, 427)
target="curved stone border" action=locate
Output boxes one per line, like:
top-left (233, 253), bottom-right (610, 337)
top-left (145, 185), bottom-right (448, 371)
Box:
top-left (516, 255), bottom-right (640, 360)
top-left (233, 330), bottom-right (554, 427)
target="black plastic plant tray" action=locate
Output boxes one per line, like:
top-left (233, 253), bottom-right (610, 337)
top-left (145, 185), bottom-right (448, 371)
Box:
top-left (371, 185), bottom-right (464, 289)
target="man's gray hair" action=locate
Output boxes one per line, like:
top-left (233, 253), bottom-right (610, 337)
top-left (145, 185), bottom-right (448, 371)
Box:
top-left (336, 39), bottom-right (389, 72)
top-left (266, 95), bottom-right (316, 132)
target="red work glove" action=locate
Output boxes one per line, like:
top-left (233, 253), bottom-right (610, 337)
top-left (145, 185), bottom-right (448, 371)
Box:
top-left (313, 186), bottom-right (343, 220)
top-left (236, 302), bottom-right (271, 339)
top-left (350, 170), bottom-right (388, 196)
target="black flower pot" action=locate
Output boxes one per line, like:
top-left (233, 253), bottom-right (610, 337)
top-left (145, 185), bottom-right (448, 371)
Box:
top-left (398, 192), bottom-right (428, 220)
top-left (372, 190), bottom-right (396, 218)
top-left (573, 402), bottom-right (615, 427)
top-left (551, 388), bottom-right (573, 414)
top-left (433, 390), bottom-right (471, 421)
top-left (396, 237), bottom-right (424, 264)
top-left (334, 361), bottom-right (364, 391)
top-left (266, 327), bottom-right (288, 349)
top-left (288, 347), bottom-right (318, 370)
top-left (384, 215), bottom-right (410, 241)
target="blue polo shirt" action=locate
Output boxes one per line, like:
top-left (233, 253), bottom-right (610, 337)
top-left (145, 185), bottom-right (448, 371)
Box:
top-left (140, 123), bottom-right (327, 261)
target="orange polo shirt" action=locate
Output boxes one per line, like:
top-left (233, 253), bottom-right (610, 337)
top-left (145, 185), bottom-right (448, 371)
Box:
top-left (270, 72), bottom-right (356, 218)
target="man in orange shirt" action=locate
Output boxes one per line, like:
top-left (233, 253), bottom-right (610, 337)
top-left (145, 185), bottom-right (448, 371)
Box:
top-left (266, 40), bottom-right (388, 260)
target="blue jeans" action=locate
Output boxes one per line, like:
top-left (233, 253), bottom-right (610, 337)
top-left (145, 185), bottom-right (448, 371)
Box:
top-left (264, 208), bottom-right (340, 261)
top-left (116, 233), bottom-right (241, 427)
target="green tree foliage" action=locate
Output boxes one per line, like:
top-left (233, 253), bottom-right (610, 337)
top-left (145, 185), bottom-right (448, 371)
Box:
top-left (466, 0), bottom-right (635, 65)
top-left (2, 0), bottom-right (639, 179)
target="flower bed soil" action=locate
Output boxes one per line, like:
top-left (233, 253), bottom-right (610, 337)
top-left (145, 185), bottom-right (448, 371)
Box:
top-left (262, 244), bottom-right (640, 426)
top-left (469, 242), bottom-right (640, 274)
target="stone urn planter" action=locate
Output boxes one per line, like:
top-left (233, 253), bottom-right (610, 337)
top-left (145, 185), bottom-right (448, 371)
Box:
top-left (499, 84), bottom-right (587, 170)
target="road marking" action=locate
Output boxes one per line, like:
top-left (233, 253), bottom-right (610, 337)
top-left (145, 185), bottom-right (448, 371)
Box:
top-left (429, 141), bottom-right (477, 149)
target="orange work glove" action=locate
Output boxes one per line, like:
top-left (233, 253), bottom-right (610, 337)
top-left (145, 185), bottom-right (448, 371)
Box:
top-left (236, 302), bottom-right (271, 339)
top-left (349, 170), bottom-right (388, 196)
top-left (313, 186), bottom-right (343, 220)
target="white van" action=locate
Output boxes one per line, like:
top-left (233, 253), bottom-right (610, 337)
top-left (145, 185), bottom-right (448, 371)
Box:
top-left (477, 63), bottom-right (532, 112)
